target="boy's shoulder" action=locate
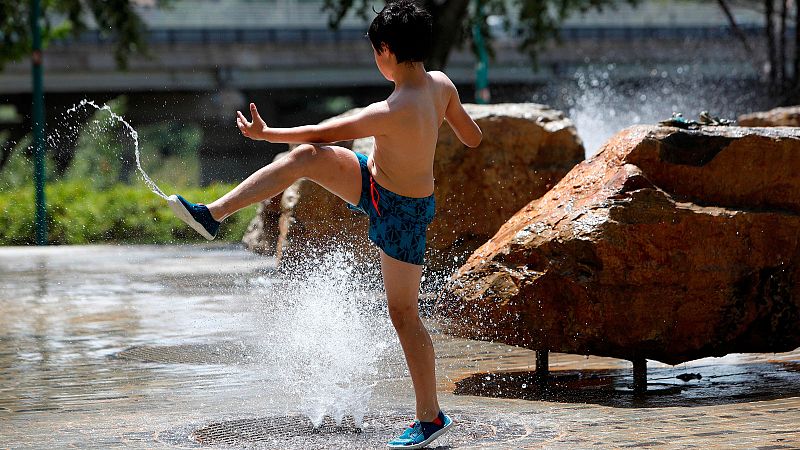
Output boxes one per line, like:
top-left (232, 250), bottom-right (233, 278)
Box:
top-left (427, 70), bottom-right (455, 86)
top-left (427, 71), bottom-right (458, 100)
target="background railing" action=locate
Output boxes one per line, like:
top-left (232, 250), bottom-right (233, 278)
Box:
top-left (47, 24), bottom-right (768, 47)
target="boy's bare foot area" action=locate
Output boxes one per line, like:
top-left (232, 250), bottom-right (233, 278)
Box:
top-left (206, 204), bottom-right (225, 222)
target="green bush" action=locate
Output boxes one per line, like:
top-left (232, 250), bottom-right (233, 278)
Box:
top-left (0, 180), bottom-right (256, 245)
top-left (0, 96), bottom-right (254, 246)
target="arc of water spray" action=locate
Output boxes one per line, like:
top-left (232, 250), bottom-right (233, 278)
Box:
top-left (67, 99), bottom-right (169, 200)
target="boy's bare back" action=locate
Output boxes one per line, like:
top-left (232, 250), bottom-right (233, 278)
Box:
top-left (367, 70), bottom-right (480, 198)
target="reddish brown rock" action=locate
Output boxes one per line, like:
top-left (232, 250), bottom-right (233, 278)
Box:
top-left (428, 104), bottom-right (583, 264)
top-left (738, 106), bottom-right (800, 126)
top-left (276, 139), bottom-right (374, 262)
top-left (243, 104), bottom-right (584, 268)
top-left (436, 125), bottom-right (800, 365)
top-left (241, 198), bottom-right (282, 255)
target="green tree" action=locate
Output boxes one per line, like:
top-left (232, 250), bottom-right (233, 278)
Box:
top-left (324, 0), bottom-right (640, 70)
top-left (64, 96), bottom-right (204, 189)
top-left (0, 0), bottom-right (167, 68)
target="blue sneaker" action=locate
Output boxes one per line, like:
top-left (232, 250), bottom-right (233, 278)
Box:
top-left (167, 194), bottom-right (220, 240)
top-left (387, 411), bottom-right (453, 449)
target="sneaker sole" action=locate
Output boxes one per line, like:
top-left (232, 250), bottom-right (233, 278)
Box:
top-left (386, 420), bottom-right (454, 449)
top-left (167, 195), bottom-right (215, 241)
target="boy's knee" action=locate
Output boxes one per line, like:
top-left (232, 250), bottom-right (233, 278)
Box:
top-left (289, 143), bottom-right (321, 164)
top-left (388, 302), bottom-right (419, 328)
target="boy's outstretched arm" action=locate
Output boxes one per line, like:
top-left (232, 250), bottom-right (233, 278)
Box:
top-left (237, 102), bottom-right (390, 144)
top-left (443, 79), bottom-right (482, 148)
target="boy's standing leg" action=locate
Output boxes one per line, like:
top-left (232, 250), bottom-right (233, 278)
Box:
top-left (382, 250), bottom-right (452, 449)
top-left (380, 250), bottom-right (440, 421)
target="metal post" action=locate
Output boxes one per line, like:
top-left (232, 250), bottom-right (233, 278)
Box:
top-left (31, 0), bottom-right (47, 245)
top-left (535, 349), bottom-right (549, 386)
top-left (632, 357), bottom-right (647, 393)
top-left (472, 0), bottom-right (490, 104)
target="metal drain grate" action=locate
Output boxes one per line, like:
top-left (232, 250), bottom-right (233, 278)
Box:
top-left (188, 413), bottom-right (532, 449)
top-left (110, 342), bottom-right (254, 365)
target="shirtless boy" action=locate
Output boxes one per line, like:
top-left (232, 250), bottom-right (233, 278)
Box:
top-left (167, 1), bottom-right (481, 447)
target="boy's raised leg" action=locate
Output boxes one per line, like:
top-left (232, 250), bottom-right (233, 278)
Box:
top-left (169, 144), bottom-right (362, 238)
top-left (208, 144), bottom-right (362, 220)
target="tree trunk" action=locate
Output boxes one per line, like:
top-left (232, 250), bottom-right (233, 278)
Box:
top-left (779, 0), bottom-right (787, 88)
top-left (766, 0), bottom-right (777, 90)
top-left (794, 0), bottom-right (800, 88)
top-left (424, 0), bottom-right (472, 70)
top-left (715, 0), bottom-right (759, 74)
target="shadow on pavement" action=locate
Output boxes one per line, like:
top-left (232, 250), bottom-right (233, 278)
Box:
top-left (454, 361), bottom-right (800, 408)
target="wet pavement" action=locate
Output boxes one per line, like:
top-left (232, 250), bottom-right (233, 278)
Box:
top-left (0, 245), bottom-right (798, 449)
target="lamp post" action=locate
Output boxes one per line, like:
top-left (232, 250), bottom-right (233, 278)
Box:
top-left (31, 0), bottom-right (47, 245)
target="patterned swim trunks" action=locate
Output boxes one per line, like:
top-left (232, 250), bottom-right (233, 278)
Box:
top-left (347, 152), bottom-right (435, 265)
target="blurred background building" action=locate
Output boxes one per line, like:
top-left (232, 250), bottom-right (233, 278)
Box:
top-left (0, 0), bottom-right (777, 183)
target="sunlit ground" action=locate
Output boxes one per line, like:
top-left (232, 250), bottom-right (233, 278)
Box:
top-left (0, 245), bottom-right (797, 449)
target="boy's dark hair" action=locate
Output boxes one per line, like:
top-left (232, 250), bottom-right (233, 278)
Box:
top-left (367, 0), bottom-right (432, 64)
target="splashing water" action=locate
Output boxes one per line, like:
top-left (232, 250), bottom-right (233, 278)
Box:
top-left (527, 64), bottom-right (773, 157)
top-left (251, 250), bottom-right (393, 428)
top-left (66, 99), bottom-right (168, 199)
top-left (63, 99), bottom-right (397, 427)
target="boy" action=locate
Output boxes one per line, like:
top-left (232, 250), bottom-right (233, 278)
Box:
top-left (167, 1), bottom-right (482, 447)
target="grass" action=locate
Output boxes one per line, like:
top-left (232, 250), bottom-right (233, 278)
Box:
top-left (0, 180), bottom-right (256, 245)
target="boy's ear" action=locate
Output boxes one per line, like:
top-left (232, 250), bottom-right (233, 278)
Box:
top-left (382, 44), bottom-right (399, 63)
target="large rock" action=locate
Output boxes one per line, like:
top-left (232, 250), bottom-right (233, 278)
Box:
top-left (738, 106), bottom-right (800, 126)
top-left (436, 125), bottom-right (800, 365)
top-left (242, 109), bottom-right (372, 262)
top-left (243, 103), bottom-right (584, 269)
top-left (241, 198), bottom-right (282, 255)
top-left (276, 137), bottom-right (375, 263)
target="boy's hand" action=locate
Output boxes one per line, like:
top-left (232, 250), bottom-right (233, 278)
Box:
top-left (236, 103), bottom-right (268, 141)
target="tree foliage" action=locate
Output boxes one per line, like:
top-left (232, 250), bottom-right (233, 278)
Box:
top-left (323, 0), bottom-right (640, 70)
top-left (0, 0), bottom-right (167, 68)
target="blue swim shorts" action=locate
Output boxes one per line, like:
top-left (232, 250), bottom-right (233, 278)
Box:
top-left (347, 152), bottom-right (435, 265)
